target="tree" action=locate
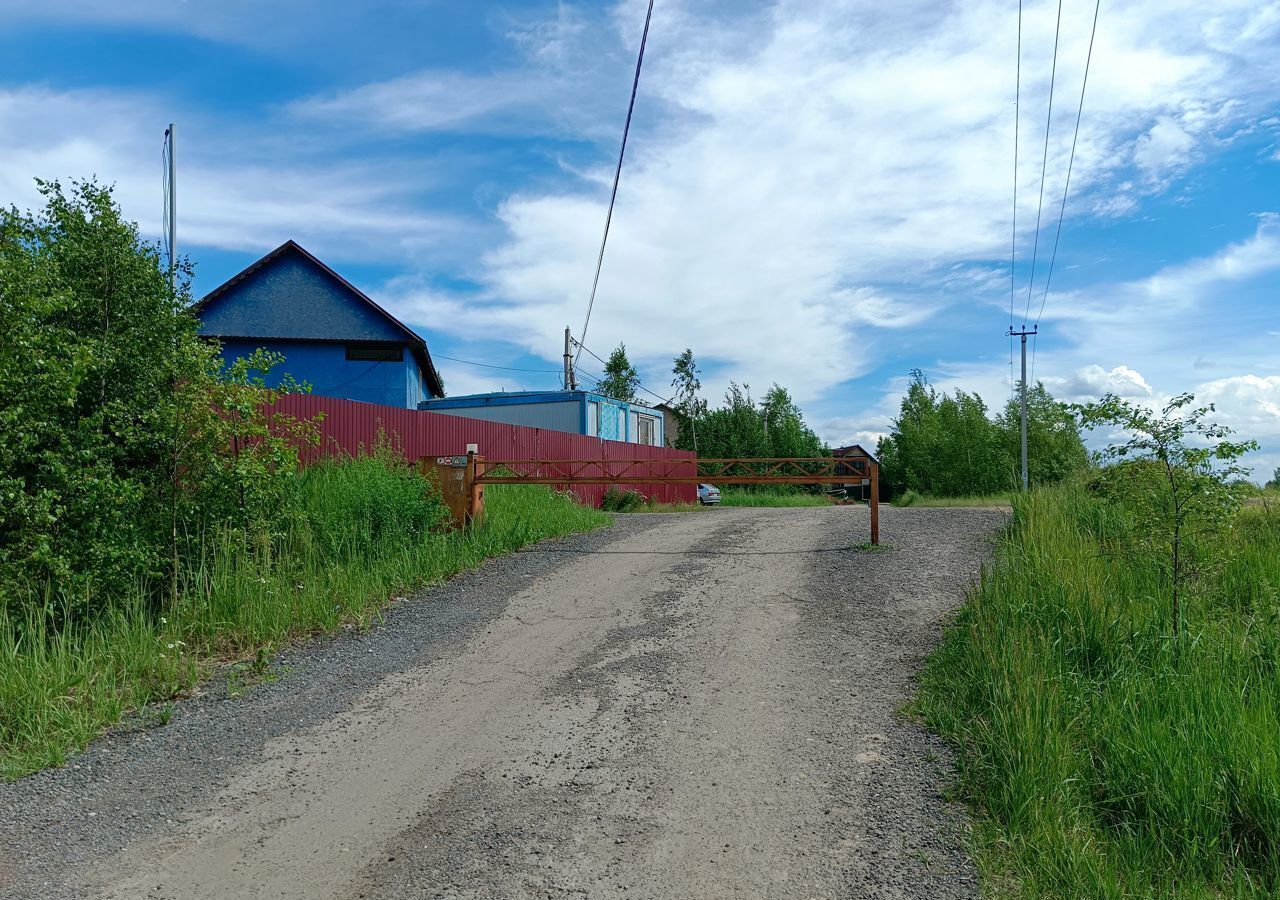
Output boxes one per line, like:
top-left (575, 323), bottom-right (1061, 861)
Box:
top-left (670, 348), bottom-right (705, 452)
top-left (0, 180), bottom-right (313, 621)
top-left (596, 343), bottom-right (639, 402)
top-left (995, 381), bottom-right (1089, 488)
top-left (877, 371), bottom-right (1012, 497)
top-left (1074, 393), bottom-right (1258, 636)
top-left (878, 372), bottom-right (1086, 498)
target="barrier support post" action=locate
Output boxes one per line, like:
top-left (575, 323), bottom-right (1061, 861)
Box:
top-left (870, 462), bottom-right (880, 546)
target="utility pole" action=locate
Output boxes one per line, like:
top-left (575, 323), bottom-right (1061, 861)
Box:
top-left (563, 326), bottom-right (577, 391)
top-left (1008, 324), bottom-right (1037, 491)
top-left (165, 123), bottom-right (177, 294)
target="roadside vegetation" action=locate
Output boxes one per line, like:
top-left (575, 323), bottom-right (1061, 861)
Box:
top-left (0, 182), bottom-right (607, 779)
top-left (916, 394), bottom-right (1276, 898)
top-left (718, 488), bottom-right (832, 507)
top-left (877, 370), bottom-right (1088, 499)
top-left (891, 491), bottom-right (1012, 508)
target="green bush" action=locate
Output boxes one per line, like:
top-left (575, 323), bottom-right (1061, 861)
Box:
top-left (601, 487), bottom-right (646, 512)
top-left (892, 489), bottom-right (922, 507)
top-left (0, 181), bottom-right (312, 622)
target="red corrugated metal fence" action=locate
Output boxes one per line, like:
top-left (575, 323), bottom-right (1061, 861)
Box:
top-left (267, 394), bottom-right (698, 506)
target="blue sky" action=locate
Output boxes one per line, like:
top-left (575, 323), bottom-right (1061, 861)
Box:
top-left (3, 0), bottom-right (1279, 477)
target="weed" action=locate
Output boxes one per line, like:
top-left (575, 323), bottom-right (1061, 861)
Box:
top-left (601, 487), bottom-right (646, 512)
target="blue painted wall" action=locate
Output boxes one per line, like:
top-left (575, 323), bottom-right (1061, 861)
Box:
top-left (199, 253), bottom-right (403, 342)
top-left (218, 339), bottom-right (426, 409)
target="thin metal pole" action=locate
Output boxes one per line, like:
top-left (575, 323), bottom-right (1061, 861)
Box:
top-left (1008, 325), bottom-right (1037, 491)
top-left (167, 123), bottom-right (177, 294)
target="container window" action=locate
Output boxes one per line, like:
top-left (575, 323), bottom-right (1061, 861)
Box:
top-left (346, 342), bottom-right (403, 362)
top-left (637, 415), bottom-right (656, 446)
top-left (588, 401), bottom-right (600, 437)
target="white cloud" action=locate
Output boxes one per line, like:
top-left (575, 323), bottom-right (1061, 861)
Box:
top-left (364, 0), bottom-right (1280, 408)
top-left (1048, 364), bottom-right (1154, 401)
top-left (0, 86), bottom-right (467, 268)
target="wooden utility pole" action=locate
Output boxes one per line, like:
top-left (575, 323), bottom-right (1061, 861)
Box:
top-left (564, 327), bottom-right (577, 391)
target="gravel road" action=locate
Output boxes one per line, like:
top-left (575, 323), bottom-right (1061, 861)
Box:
top-left (0, 505), bottom-right (1006, 899)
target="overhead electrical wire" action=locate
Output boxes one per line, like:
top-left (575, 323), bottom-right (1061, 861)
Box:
top-left (1034, 0), bottom-right (1101, 328)
top-left (1021, 0), bottom-right (1064, 326)
top-left (574, 0), bottom-right (655, 370)
top-left (1010, 0), bottom-right (1023, 386)
top-left (432, 354), bottom-right (561, 374)
top-left (1032, 0), bottom-right (1103, 383)
top-left (573, 340), bottom-right (672, 405)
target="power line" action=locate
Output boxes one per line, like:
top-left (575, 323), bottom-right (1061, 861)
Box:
top-left (1034, 0), bottom-right (1101, 327)
top-left (1010, 0), bottom-right (1022, 387)
top-left (574, 0), bottom-right (655, 369)
top-left (573, 341), bottom-right (671, 405)
top-left (432, 354), bottom-right (561, 374)
top-left (1032, 0), bottom-right (1102, 385)
top-left (1021, 0), bottom-right (1064, 326)
top-left (1011, 0), bottom-right (1022, 331)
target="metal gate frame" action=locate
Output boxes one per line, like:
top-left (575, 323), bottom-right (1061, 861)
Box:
top-left (461, 452), bottom-right (879, 544)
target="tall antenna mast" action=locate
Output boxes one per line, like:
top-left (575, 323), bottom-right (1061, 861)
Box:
top-left (164, 124), bottom-right (177, 294)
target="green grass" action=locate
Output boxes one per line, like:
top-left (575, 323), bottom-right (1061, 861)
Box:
top-left (718, 488), bottom-right (834, 507)
top-left (914, 484), bottom-right (1280, 898)
top-left (0, 458), bottom-right (609, 780)
top-left (893, 489), bottom-right (1013, 507)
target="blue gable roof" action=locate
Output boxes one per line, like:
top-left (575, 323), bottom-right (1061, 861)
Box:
top-left (194, 240), bottom-right (444, 397)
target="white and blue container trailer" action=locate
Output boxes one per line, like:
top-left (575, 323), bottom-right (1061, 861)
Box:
top-left (417, 390), bottom-right (665, 446)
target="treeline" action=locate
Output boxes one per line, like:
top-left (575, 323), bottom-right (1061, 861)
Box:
top-left (591, 344), bottom-right (826, 459)
top-left (876, 370), bottom-right (1088, 496)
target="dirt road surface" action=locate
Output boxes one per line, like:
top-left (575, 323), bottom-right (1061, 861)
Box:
top-left (0, 506), bottom-right (1006, 899)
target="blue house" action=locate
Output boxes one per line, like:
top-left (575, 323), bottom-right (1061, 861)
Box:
top-left (418, 390), bottom-right (665, 446)
top-left (194, 240), bottom-right (444, 408)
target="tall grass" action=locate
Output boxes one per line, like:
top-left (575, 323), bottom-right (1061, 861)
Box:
top-left (916, 484), bottom-right (1280, 897)
top-left (0, 457), bottom-right (608, 780)
top-left (718, 488), bottom-right (833, 507)
top-left (893, 490), bottom-right (1013, 508)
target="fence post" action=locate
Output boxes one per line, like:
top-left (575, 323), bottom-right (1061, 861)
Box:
top-left (465, 451), bottom-right (486, 528)
top-left (869, 461), bottom-right (880, 546)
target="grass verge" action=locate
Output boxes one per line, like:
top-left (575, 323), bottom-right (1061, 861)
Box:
top-left (0, 457), bottom-right (609, 780)
top-left (718, 488), bottom-right (833, 508)
top-left (914, 484), bottom-right (1280, 898)
top-left (893, 489), bottom-right (1013, 507)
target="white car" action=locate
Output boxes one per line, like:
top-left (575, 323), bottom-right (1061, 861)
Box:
top-left (697, 483), bottom-right (721, 505)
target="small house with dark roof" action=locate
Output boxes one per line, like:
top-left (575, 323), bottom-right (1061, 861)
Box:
top-left (194, 240), bottom-right (444, 409)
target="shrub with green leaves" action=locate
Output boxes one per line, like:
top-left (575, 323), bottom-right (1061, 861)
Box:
top-left (0, 180), bottom-right (311, 621)
top-left (601, 487), bottom-right (646, 512)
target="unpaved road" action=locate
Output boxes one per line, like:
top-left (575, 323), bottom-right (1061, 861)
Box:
top-left (0, 506), bottom-right (1005, 899)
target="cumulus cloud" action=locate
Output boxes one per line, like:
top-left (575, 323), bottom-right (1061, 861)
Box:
top-left (1050, 364), bottom-right (1154, 401)
top-left (349, 0), bottom-right (1280, 405)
